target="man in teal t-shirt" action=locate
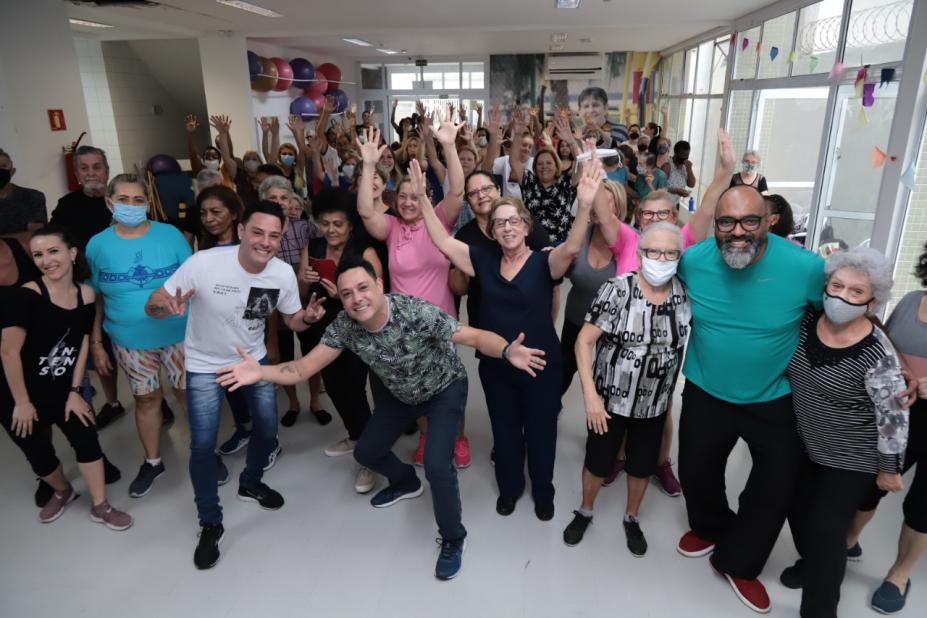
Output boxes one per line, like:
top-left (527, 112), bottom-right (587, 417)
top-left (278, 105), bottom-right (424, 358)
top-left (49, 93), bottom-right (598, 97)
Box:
top-left (674, 185), bottom-right (824, 613)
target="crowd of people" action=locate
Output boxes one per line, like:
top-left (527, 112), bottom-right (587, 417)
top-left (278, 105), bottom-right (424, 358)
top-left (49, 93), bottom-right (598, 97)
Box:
top-left (0, 87), bottom-right (924, 616)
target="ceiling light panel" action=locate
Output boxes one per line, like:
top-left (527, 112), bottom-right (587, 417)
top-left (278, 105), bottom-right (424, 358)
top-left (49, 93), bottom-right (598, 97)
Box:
top-left (215, 1), bottom-right (283, 18)
top-left (69, 18), bottom-right (114, 28)
top-left (343, 38), bottom-right (373, 46)
top-left (556, 0), bottom-right (582, 8)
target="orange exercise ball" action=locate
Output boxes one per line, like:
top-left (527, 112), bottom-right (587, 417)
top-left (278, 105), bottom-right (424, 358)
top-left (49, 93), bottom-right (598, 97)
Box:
top-left (252, 57), bottom-right (278, 92)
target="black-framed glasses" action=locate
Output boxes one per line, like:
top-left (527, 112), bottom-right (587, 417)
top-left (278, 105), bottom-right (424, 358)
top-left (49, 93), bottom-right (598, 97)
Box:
top-left (640, 248), bottom-right (681, 261)
top-left (492, 216), bottom-right (525, 229)
top-left (466, 185), bottom-right (496, 199)
top-left (715, 215), bottom-right (763, 232)
top-left (639, 209), bottom-right (672, 221)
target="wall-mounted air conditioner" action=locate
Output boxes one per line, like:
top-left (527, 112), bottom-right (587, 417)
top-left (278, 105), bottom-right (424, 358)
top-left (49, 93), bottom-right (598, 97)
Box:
top-left (545, 53), bottom-right (604, 81)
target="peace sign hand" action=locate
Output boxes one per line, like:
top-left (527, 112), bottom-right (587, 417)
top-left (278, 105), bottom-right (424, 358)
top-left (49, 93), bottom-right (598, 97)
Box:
top-left (166, 287), bottom-right (195, 316)
top-left (302, 292), bottom-right (326, 324)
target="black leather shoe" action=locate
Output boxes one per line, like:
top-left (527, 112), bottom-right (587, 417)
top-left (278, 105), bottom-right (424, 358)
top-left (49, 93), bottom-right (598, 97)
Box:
top-left (496, 496), bottom-right (517, 516)
top-left (535, 502), bottom-right (555, 521)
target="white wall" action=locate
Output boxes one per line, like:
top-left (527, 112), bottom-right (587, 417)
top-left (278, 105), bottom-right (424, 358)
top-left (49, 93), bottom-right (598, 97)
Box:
top-left (198, 34), bottom-right (258, 158)
top-left (75, 38), bottom-right (124, 176)
top-left (0, 0), bottom-right (91, 206)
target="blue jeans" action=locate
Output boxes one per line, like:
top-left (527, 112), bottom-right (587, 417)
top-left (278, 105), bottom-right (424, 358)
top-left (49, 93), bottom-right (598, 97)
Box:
top-left (354, 378), bottom-right (468, 542)
top-left (186, 358), bottom-right (277, 526)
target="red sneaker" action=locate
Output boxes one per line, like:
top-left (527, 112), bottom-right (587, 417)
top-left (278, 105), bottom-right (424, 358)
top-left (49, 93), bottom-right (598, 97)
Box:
top-left (413, 433), bottom-right (426, 467)
top-left (453, 436), bottom-right (471, 469)
top-left (677, 530), bottom-right (715, 557)
top-left (710, 555), bottom-right (771, 614)
top-left (654, 459), bottom-right (682, 497)
top-left (602, 459), bottom-right (625, 487)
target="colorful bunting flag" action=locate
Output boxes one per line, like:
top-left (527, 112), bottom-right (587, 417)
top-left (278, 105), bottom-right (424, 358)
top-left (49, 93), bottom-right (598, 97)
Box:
top-left (862, 84), bottom-right (876, 107)
top-left (880, 67), bottom-right (895, 87)
top-left (770, 46), bottom-right (779, 61)
top-left (742, 37), bottom-right (749, 51)
top-left (871, 147), bottom-right (887, 168)
top-left (858, 107), bottom-right (869, 127)
top-left (830, 62), bottom-right (846, 80)
top-left (788, 50), bottom-right (797, 63)
top-left (756, 41), bottom-right (763, 54)
top-left (809, 56), bottom-right (820, 72)
top-left (900, 162), bottom-right (917, 190)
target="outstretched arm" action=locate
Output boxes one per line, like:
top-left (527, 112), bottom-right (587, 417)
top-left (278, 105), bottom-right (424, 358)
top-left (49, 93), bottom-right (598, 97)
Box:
top-left (185, 114), bottom-right (203, 174)
top-left (209, 115), bottom-right (237, 178)
top-left (480, 105), bottom-right (503, 172)
top-left (450, 328), bottom-right (547, 377)
top-left (433, 115), bottom-right (465, 222)
top-left (411, 159), bottom-right (475, 277)
top-left (216, 343), bottom-right (343, 390)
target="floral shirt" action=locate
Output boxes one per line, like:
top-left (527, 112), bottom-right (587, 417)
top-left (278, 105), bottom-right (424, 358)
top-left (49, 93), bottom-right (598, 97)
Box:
top-left (520, 169), bottom-right (576, 243)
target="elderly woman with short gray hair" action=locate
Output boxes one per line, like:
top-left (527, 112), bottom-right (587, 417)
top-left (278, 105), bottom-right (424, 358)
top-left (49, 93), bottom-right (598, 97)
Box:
top-left (781, 246), bottom-right (909, 618)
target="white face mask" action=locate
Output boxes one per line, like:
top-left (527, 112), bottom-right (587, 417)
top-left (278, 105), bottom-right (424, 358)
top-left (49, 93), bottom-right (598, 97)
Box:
top-left (822, 292), bottom-right (871, 324)
top-left (640, 257), bottom-right (678, 286)
top-left (341, 164), bottom-right (355, 178)
top-left (243, 160), bottom-right (260, 174)
top-left (204, 159), bottom-right (220, 171)
top-left (477, 136), bottom-right (488, 148)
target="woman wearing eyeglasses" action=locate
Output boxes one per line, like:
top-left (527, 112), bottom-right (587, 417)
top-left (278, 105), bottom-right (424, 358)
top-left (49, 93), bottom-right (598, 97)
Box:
top-left (420, 155), bottom-right (606, 521)
top-left (562, 222), bottom-right (690, 555)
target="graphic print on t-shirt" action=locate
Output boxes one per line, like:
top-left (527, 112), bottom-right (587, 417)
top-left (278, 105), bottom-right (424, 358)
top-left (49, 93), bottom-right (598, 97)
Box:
top-left (38, 329), bottom-right (77, 379)
top-left (243, 287), bottom-right (280, 320)
top-left (97, 249), bottom-right (181, 288)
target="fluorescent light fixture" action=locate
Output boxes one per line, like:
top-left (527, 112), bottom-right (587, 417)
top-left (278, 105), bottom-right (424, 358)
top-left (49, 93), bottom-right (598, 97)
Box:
top-left (376, 49), bottom-right (400, 55)
top-left (343, 38), bottom-right (373, 47)
top-left (556, 0), bottom-right (582, 8)
top-left (69, 18), bottom-right (114, 28)
top-left (215, 0), bottom-right (283, 18)
top-left (551, 33), bottom-right (568, 43)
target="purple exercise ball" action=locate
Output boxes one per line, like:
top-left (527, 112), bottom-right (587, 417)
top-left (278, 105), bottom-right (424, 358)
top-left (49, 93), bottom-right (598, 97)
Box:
top-left (289, 96), bottom-right (318, 119)
top-left (329, 89), bottom-right (349, 113)
top-left (147, 154), bottom-right (182, 176)
top-left (247, 50), bottom-right (261, 81)
top-left (290, 58), bottom-right (315, 90)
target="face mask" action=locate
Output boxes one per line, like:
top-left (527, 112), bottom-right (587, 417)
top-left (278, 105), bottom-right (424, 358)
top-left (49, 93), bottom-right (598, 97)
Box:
top-left (0, 169), bottom-right (10, 190)
top-left (243, 160), bottom-right (260, 174)
top-left (656, 144), bottom-right (669, 155)
top-left (477, 136), bottom-right (488, 147)
top-left (637, 165), bottom-right (647, 175)
top-left (673, 156), bottom-right (687, 165)
top-left (204, 159), bottom-right (220, 171)
top-left (280, 154), bottom-right (296, 166)
top-left (640, 257), bottom-right (678, 286)
top-left (629, 132), bottom-right (640, 140)
top-left (341, 164), bottom-right (355, 178)
top-left (742, 163), bottom-right (757, 173)
top-left (112, 203), bottom-right (148, 227)
top-left (822, 292), bottom-right (871, 324)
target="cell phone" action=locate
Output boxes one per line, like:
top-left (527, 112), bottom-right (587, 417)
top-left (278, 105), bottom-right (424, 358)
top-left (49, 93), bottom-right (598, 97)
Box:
top-left (308, 257), bottom-right (337, 283)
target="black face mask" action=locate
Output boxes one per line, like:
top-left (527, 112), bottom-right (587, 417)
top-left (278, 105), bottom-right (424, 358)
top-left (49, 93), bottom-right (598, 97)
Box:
top-left (629, 132), bottom-right (640, 140)
top-left (656, 144), bottom-right (669, 155)
top-left (0, 169), bottom-right (10, 190)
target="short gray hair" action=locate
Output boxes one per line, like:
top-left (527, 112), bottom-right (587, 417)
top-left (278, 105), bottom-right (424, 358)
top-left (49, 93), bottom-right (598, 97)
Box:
top-left (107, 173), bottom-right (148, 199)
top-left (196, 168), bottom-right (224, 192)
top-left (825, 247), bottom-right (894, 312)
top-left (638, 221), bottom-right (683, 252)
top-left (75, 146), bottom-right (109, 171)
top-left (743, 150), bottom-right (760, 161)
top-left (258, 175), bottom-right (292, 200)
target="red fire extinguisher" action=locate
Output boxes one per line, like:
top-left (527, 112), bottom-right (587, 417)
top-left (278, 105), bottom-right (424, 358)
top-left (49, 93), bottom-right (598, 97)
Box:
top-left (62, 131), bottom-right (86, 192)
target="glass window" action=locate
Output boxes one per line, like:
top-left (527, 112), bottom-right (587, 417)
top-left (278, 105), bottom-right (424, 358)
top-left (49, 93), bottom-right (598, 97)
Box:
top-left (360, 64), bottom-right (384, 90)
top-left (845, 0), bottom-right (913, 67)
top-left (710, 37), bottom-right (729, 94)
top-left (757, 11), bottom-right (797, 79)
top-left (669, 51), bottom-right (685, 95)
top-left (734, 26), bottom-right (760, 80)
top-left (889, 121), bottom-right (927, 306)
top-left (793, 0), bottom-right (843, 76)
top-left (462, 62), bottom-right (484, 90)
top-left (695, 100), bottom-right (724, 203)
top-left (726, 90), bottom-right (755, 157)
top-left (694, 40), bottom-right (713, 95)
top-left (688, 99), bottom-right (710, 175)
top-left (422, 62), bottom-right (460, 90)
top-left (388, 64), bottom-right (418, 90)
top-left (684, 48), bottom-right (697, 93)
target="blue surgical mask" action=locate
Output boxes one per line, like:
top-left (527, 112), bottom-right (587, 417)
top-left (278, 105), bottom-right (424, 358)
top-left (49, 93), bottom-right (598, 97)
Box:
top-left (112, 203), bottom-right (148, 227)
top-left (280, 154), bottom-right (296, 166)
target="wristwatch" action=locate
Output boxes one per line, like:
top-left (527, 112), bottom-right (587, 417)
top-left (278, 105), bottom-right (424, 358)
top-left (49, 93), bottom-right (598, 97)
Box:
top-left (69, 386), bottom-right (82, 394)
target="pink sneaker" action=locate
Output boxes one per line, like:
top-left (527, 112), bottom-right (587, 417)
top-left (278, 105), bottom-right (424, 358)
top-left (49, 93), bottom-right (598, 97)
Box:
top-left (602, 459), bottom-right (625, 487)
top-left (89, 501), bottom-right (133, 531)
top-left (413, 433), bottom-right (426, 467)
top-left (454, 436), bottom-right (471, 469)
top-left (39, 484), bottom-right (78, 523)
top-left (654, 459), bottom-right (682, 497)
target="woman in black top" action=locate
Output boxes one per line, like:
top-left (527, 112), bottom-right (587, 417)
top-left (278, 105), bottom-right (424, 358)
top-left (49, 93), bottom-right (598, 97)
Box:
top-left (0, 226), bottom-right (131, 530)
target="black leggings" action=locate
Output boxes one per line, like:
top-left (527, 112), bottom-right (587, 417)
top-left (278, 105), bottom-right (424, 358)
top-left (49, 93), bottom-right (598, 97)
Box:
top-left (1, 399), bottom-right (103, 477)
top-left (585, 412), bottom-right (665, 478)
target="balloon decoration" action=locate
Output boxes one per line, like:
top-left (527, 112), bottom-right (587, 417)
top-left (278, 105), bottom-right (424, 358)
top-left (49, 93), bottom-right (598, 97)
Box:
top-left (270, 57), bottom-right (293, 91)
top-left (306, 92), bottom-right (326, 112)
top-left (247, 50), bottom-right (261, 82)
top-left (305, 73), bottom-right (328, 96)
top-left (315, 62), bottom-right (342, 91)
top-left (289, 96), bottom-right (318, 119)
top-left (252, 57), bottom-right (278, 92)
top-left (329, 88), bottom-right (349, 113)
top-left (290, 58), bottom-right (315, 89)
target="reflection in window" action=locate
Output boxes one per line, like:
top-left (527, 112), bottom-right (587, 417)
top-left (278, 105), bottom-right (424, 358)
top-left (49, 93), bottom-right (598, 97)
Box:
top-left (793, 0), bottom-right (843, 75)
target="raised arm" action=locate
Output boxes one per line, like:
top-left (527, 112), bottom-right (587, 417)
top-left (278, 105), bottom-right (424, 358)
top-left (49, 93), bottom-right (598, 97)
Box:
top-left (287, 114), bottom-right (308, 184)
top-left (480, 105), bottom-right (503, 172)
top-left (688, 128), bottom-right (736, 243)
top-left (548, 154), bottom-right (603, 278)
top-left (185, 114), bottom-right (203, 174)
top-left (411, 159), bottom-right (474, 277)
top-left (508, 107), bottom-right (529, 184)
top-left (390, 99), bottom-right (401, 133)
top-left (269, 117), bottom-right (281, 163)
top-left (433, 115), bottom-right (465, 222)
top-left (210, 114), bottom-right (237, 178)
top-left (421, 112), bottom-right (447, 185)
top-left (475, 103), bottom-right (483, 130)
top-left (355, 126), bottom-right (390, 240)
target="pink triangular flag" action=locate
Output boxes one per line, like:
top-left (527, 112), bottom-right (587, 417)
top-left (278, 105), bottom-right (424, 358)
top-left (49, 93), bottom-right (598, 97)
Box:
top-left (756, 41), bottom-right (763, 53)
top-left (830, 62), bottom-right (845, 80)
top-left (871, 146), bottom-right (887, 168)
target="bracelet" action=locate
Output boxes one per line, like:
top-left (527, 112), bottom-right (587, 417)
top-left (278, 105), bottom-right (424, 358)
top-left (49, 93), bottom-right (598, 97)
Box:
top-left (69, 386), bottom-right (82, 394)
top-left (91, 340), bottom-right (103, 345)
top-left (501, 342), bottom-right (512, 364)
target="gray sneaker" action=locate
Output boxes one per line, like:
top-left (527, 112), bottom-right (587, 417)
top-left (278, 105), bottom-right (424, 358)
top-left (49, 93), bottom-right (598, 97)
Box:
top-left (90, 501), bottom-right (133, 531)
top-left (129, 461), bottom-right (165, 498)
top-left (39, 484), bottom-right (78, 523)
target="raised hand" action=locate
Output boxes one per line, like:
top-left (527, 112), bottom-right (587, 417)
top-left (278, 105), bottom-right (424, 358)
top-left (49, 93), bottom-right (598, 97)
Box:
top-left (511, 105), bottom-right (528, 136)
top-left (576, 148), bottom-right (606, 206)
top-left (209, 114), bottom-right (231, 133)
top-left (216, 346), bottom-right (262, 391)
top-left (303, 292), bottom-right (327, 323)
top-left (458, 104), bottom-right (467, 122)
top-left (287, 114), bottom-right (306, 135)
top-left (391, 99), bottom-right (399, 111)
top-left (554, 114), bottom-right (574, 144)
top-left (65, 391), bottom-right (95, 427)
top-left (447, 102), bottom-right (456, 119)
top-left (475, 103), bottom-right (483, 115)
top-left (259, 116), bottom-right (272, 132)
top-left (717, 127), bottom-right (735, 173)
top-left (166, 287), bottom-right (195, 317)
top-left (504, 332), bottom-right (547, 377)
top-left (357, 126), bottom-right (387, 165)
top-left (415, 100), bottom-right (426, 117)
top-left (270, 116), bottom-right (280, 133)
top-left (185, 114), bottom-right (199, 133)
top-left (345, 104), bottom-right (357, 124)
top-left (434, 114), bottom-right (463, 146)
top-left (487, 104), bottom-right (502, 135)
top-left (408, 158), bottom-right (429, 199)
top-left (458, 122), bottom-right (473, 143)
top-left (11, 401), bottom-right (38, 438)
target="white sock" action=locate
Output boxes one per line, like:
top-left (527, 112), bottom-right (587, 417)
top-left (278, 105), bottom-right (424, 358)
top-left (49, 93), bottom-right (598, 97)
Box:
top-left (624, 513), bottom-right (639, 523)
top-left (146, 457), bottom-right (162, 466)
top-left (578, 508), bottom-right (593, 518)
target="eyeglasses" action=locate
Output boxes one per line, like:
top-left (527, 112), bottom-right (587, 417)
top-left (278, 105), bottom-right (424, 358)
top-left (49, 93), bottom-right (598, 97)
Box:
top-left (715, 215), bottom-right (764, 232)
top-left (492, 216), bottom-right (525, 229)
top-left (640, 248), bottom-right (681, 261)
top-left (639, 209), bottom-right (672, 221)
top-left (466, 185), bottom-right (496, 199)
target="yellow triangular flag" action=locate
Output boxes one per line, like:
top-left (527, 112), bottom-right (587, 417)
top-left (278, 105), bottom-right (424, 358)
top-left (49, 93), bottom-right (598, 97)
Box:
top-left (788, 51), bottom-right (797, 63)
top-left (858, 107), bottom-right (869, 127)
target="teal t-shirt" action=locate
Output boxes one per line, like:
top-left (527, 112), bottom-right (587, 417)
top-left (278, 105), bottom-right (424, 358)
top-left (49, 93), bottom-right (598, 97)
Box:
top-left (87, 221), bottom-right (191, 350)
top-left (606, 167), bottom-right (628, 185)
top-left (677, 233), bottom-right (824, 404)
top-left (635, 168), bottom-right (668, 199)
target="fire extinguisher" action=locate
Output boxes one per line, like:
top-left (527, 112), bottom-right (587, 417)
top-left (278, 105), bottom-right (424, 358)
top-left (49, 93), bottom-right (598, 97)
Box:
top-left (62, 131), bottom-right (86, 192)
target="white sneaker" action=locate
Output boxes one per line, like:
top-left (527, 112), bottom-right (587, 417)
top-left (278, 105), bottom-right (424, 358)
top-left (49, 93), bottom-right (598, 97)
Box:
top-left (354, 467), bottom-right (376, 494)
top-left (324, 437), bottom-right (356, 457)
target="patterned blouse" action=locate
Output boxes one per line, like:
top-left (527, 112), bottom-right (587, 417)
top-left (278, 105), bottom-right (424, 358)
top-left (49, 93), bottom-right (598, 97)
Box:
top-left (520, 169), bottom-right (576, 244)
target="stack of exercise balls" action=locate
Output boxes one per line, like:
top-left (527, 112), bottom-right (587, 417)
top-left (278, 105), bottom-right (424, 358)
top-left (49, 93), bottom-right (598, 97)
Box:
top-left (247, 52), bottom-right (350, 119)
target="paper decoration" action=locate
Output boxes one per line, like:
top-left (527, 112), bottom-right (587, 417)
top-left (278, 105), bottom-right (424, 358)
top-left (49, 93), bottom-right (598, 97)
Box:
top-left (830, 62), bottom-right (846, 80)
top-left (730, 33), bottom-right (737, 46)
top-left (742, 37), bottom-right (749, 51)
top-left (855, 79), bottom-right (865, 99)
top-left (756, 41), bottom-right (763, 53)
top-left (858, 107), bottom-right (869, 127)
top-left (871, 147), bottom-right (887, 168)
top-left (809, 56), bottom-right (820, 72)
top-left (862, 84), bottom-right (876, 107)
top-left (900, 162), bottom-right (917, 190)
top-left (880, 67), bottom-right (895, 87)
top-left (788, 50), bottom-right (797, 63)
top-left (770, 46), bottom-right (779, 61)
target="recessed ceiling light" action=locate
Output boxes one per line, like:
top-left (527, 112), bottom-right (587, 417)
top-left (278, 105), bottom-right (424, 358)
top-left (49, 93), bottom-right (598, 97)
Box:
top-left (343, 38), bottom-right (373, 47)
top-left (551, 33), bottom-right (568, 43)
top-left (556, 0), bottom-right (582, 8)
top-left (377, 49), bottom-right (400, 55)
top-left (69, 18), bottom-right (114, 29)
top-left (215, 1), bottom-right (283, 18)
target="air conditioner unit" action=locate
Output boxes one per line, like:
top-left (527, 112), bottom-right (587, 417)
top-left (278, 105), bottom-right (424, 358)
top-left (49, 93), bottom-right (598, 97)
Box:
top-left (545, 53), bottom-right (604, 81)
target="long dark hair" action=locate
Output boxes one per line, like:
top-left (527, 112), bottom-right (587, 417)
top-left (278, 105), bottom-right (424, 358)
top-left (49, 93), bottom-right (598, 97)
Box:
top-left (30, 224), bottom-right (90, 282)
top-left (764, 194), bottom-right (795, 238)
top-left (197, 185), bottom-right (243, 249)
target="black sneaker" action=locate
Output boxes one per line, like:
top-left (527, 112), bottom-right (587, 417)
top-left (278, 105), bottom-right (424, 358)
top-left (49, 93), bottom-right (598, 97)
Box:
top-left (563, 511), bottom-right (593, 546)
top-left (217, 455), bottom-right (230, 486)
top-left (535, 502), bottom-right (555, 521)
top-left (280, 409), bottom-right (300, 427)
top-left (194, 523), bottom-right (224, 570)
top-left (780, 560), bottom-right (804, 589)
top-left (103, 455), bottom-right (121, 484)
top-left (311, 409), bottom-right (332, 426)
top-left (161, 400), bottom-right (175, 427)
top-left (128, 461), bottom-right (165, 498)
top-left (95, 402), bottom-right (126, 430)
top-left (34, 479), bottom-right (54, 508)
top-left (496, 496), bottom-right (517, 516)
top-left (217, 427), bottom-right (251, 456)
top-left (237, 483), bottom-right (284, 510)
top-left (370, 477), bottom-right (424, 508)
top-left (847, 542), bottom-right (863, 562)
top-left (263, 442), bottom-right (282, 471)
top-left (624, 518), bottom-right (648, 556)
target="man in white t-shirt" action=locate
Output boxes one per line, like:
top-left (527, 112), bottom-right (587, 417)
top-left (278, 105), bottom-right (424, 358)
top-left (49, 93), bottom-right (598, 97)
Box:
top-left (145, 200), bottom-right (324, 570)
top-left (492, 131), bottom-right (534, 200)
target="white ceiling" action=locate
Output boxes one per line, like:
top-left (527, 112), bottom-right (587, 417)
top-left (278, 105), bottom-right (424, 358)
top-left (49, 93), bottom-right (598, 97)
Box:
top-left (67, 0), bottom-right (774, 57)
